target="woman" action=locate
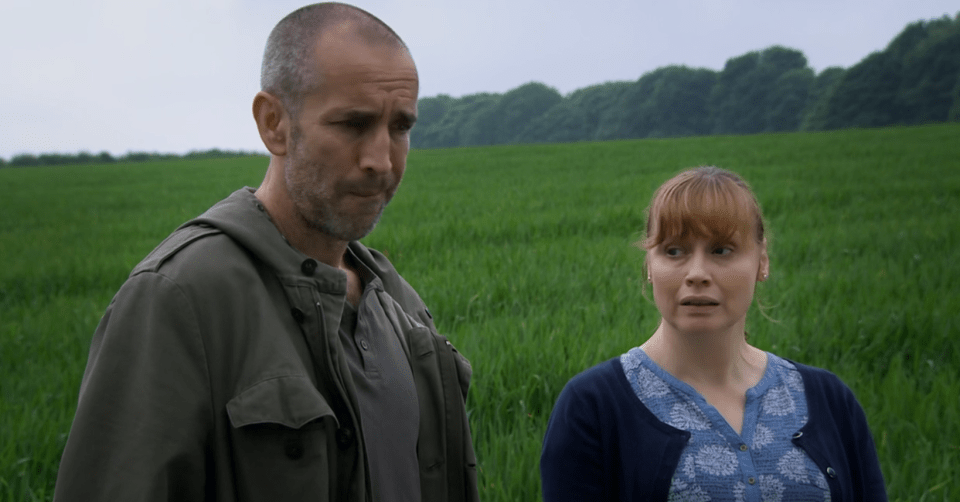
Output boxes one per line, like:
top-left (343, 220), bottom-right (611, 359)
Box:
top-left (540, 167), bottom-right (886, 501)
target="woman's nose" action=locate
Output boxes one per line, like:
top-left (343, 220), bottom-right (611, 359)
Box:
top-left (684, 252), bottom-right (711, 285)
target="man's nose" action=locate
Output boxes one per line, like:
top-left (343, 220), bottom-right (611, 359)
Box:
top-left (360, 125), bottom-right (392, 174)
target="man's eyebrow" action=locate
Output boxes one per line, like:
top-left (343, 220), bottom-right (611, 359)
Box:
top-left (332, 109), bottom-right (416, 124)
top-left (336, 109), bottom-right (377, 120)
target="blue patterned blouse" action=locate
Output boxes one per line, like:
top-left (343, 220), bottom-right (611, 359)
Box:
top-left (620, 347), bottom-right (831, 502)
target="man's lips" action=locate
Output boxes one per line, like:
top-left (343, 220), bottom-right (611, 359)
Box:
top-left (347, 179), bottom-right (393, 197)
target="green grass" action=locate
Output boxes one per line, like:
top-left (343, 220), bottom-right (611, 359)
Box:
top-left (2, 124), bottom-right (959, 501)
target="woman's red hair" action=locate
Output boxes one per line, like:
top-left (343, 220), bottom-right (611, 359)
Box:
top-left (642, 166), bottom-right (765, 250)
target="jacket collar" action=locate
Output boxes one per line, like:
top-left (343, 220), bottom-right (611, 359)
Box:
top-left (183, 188), bottom-right (348, 293)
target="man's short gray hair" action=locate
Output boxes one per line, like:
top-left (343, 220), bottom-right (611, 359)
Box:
top-left (260, 2), bottom-right (409, 117)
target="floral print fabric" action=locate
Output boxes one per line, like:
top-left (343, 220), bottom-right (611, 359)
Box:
top-left (621, 348), bottom-right (830, 502)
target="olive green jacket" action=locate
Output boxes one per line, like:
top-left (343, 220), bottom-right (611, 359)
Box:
top-left (54, 188), bottom-right (479, 502)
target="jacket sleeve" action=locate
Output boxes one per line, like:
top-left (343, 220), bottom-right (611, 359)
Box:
top-left (54, 272), bottom-right (213, 501)
top-left (540, 377), bottom-right (607, 501)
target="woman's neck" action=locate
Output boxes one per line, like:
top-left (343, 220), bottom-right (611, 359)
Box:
top-left (641, 322), bottom-right (766, 389)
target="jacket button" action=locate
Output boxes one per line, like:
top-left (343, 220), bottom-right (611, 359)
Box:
top-left (792, 431), bottom-right (803, 439)
top-left (360, 339), bottom-right (369, 351)
top-left (739, 444), bottom-right (748, 451)
top-left (826, 467), bottom-right (836, 478)
top-left (284, 437), bottom-right (304, 460)
top-left (336, 427), bottom-right (354, 449)
top-left (301, 259), bottom-right (318, 276)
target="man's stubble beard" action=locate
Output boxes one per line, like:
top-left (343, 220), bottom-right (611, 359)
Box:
top-left (283, 143), bottom-right (395, 243)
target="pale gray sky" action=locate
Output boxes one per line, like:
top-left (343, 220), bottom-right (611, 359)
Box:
top-left (1, 0), bottom-right (956, 158)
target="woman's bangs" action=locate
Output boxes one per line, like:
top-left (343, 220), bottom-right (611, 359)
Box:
top-left (648, 180), bottom-right (757, 247)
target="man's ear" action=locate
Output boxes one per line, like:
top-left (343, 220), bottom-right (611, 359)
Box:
top-left (253, 91), bottom-right (289, 156)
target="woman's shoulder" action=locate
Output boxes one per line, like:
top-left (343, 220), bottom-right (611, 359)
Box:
top-left (775, 356), bottom-right (863, 411)
top-left (781, 358), bottom-right (846, 387)
top-left (560, 358), bottom-right (630, 399)
top-left (555, 356), bottom-right (686, 434)
top-left (554, 357), bottom-right (651, 420)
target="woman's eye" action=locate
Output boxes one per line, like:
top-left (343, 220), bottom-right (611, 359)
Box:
top-left (714, 247), bottom-right (733, 256)
top-left (665, 247), bottom-right (683, 256)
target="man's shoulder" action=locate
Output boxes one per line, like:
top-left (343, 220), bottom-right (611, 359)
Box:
top-left (130, 223), bottom-right (261, 291)
top-left (131, 223), bottom-right (224, 276)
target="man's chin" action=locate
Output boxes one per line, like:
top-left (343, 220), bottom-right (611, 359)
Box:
top-left (308, 213), bottom-right (383, 242)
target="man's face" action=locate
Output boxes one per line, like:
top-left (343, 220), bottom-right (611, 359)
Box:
top-left (284, 31), bottom-right (418, 242)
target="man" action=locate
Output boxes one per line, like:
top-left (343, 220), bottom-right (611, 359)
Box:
top-left (53, 3), bottom-right (478, 501)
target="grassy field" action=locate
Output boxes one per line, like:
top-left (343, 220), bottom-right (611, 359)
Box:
top-left (2, 123), bottom-right (958, 501)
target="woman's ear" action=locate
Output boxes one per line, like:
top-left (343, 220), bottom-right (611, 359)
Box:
top-left (757, 239), bottom-right (770, 281)
top-left (253, 91), bottom-right (289, 157)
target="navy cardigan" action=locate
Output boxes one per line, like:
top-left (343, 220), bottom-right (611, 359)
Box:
top-left (540, 357), bottom-right (887, 501)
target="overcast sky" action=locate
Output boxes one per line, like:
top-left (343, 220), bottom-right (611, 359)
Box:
top-left (1, 0), bottom-right (956, 159)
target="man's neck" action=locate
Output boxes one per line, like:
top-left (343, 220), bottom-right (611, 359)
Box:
top-left (254, 182), bottom-right (350, 270)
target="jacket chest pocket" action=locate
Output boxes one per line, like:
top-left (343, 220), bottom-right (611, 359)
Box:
top-left (226, 375), bottom-right (351, 501)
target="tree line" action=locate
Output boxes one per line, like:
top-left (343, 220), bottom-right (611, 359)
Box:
top-left (4, 13), bottom-right (957, 166)
top-left (0, 149), bottom-right (266, 168)
top-left (413, 14), bottom-right (960, 148)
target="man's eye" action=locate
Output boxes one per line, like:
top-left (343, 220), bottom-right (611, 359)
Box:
top-left (714, 247), bottom-right (732, 256)
top-left (337, 118), bottom-right (370, 130)
top-left (665, 247), bottom-right (683, 256)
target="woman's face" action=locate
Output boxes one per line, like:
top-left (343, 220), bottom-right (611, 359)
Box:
top-left (648, 231), bottom-right (768, 339)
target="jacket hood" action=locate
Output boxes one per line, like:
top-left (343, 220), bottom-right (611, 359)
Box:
top-left (181, 187), bottom-right (341, 281)
top-left (179, 188), bottom-right (420, 312)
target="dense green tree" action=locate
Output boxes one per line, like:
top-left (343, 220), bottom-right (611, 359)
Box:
top-left (594, 70), bottom-right (663, 140)
top-left (489, 82), bottom-right (562, 144)
top-left (767, 67), bottom-right (814, 132)
top-left (950, 73), bottom-right (960, 121)
top-left (899, 16), bottom-right (960, 123)
top-left (11, 154), bottom-right (39, 167)
top-left (596, 66), bottom-right (717, 139)
top-left (640, 66), bottom-right (717, 137)
top-left (800, 67), bottom-right (845, 131)
top-left (412, 93), bottom-right (500, 148)
top-left (416, 94), bottom-right (454, 128)
top-left (709, 51), bottom-right (762, 134)
top-left (710, 46), bottom-right (810, 134)
top-left (411, 94), bottom-right (455, 147)
top-left (822, 51), bottom-right (903, 128)
top-left (819, 15), bottom-right (960, 129)
top-left (518, 81), bottom-right (632, 143)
